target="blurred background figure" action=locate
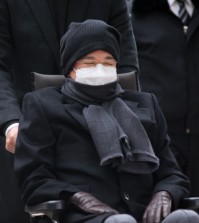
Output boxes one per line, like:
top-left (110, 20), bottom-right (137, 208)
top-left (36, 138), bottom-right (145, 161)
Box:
top-left (0, 0), bottom-right (138, 222)
top-left (126, 0), bottom-right (133, 14)
top-left (131, 0), bottom-right (199, 196)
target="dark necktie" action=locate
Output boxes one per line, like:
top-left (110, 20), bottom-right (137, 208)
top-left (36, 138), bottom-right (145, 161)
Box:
top-left (177, 0), bottom-right (190, 25)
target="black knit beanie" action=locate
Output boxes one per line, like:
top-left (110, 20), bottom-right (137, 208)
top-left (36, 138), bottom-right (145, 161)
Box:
top-left (60, 19), bottom-right (121, 76)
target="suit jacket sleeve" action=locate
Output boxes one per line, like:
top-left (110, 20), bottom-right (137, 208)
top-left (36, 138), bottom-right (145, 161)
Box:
top-left (150, 94), bottom-right (190, 209)
top-left (109, 0), bottom-right (139, 73)
top-left (14, 92), bottom-right (80, 205)
top-left (0, 0), bottom-right (21, 132)
top-left (108, 0), bottom-right (139, 73)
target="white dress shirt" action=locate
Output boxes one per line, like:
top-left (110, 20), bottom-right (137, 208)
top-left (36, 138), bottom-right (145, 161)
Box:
top-left (5, 123), bottom-right (19, 136)
top-left (167, 0), bottom-right (194, 17)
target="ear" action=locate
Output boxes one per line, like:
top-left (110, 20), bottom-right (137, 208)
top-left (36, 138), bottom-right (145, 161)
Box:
top-left (69, 69), bottom-right (76, 80)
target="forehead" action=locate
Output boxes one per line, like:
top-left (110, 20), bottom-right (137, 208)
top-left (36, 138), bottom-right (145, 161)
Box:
top-left (82, 50), bottom-right (114, 59)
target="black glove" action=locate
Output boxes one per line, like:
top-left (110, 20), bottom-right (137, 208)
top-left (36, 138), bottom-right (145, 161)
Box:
top-left (69, 191), bottom-right (118, 215)
top-left (142, 191), bottom-right (172, 223)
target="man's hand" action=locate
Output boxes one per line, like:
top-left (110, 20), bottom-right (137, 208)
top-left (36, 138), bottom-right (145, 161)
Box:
top-left (70, 191), bottom-right (118, 214)
top-left (142, 191), bottom-right (172, 223)
top-left (6, 125), bottom-right (19, 153)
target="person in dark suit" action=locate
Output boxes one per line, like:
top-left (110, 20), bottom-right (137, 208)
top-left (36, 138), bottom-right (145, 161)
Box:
top-left (126, 0), bottom-right (133, 13)
top-left (131, 0), bottom-right (199, 196)
top-left (0, 1), bottom-right (138, 222)
top-left (14, 19), bottom-right (199, 223)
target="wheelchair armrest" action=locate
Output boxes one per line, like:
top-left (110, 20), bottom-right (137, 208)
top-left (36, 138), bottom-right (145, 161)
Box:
top-left (180, 197), bottom-right (199, 211)
top-left (25, 200), bottom-right (65, 220)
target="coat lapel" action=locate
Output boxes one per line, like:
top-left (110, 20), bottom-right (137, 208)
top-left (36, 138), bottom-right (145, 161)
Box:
top-left (26, 0), bottom-right (60, 67)
top-left (124, 100), bottom-right (156, 128)
top-left (63, 101), bottom-right (88, 131)
top-left (187, 10), bottom-right (199, 42)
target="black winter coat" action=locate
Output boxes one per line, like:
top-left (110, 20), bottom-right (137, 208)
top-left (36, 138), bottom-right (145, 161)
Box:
top-left (14, 87), bottom-right (189, 223)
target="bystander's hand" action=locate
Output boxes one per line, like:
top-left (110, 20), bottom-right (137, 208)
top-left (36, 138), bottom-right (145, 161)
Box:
top-left (6, 125), bottom-right (19, 153)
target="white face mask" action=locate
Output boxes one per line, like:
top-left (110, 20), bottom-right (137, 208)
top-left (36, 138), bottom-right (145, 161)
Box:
top-left (74, 64), bottom-right (117, 86)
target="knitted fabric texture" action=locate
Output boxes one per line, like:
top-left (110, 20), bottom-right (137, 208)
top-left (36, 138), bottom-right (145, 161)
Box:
top-left (60, 19), bottom-right (121, 76)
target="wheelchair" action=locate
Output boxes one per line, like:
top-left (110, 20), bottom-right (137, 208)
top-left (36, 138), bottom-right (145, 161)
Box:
top-left (25, 198), bottom-right (199, 223)
top-left (25, 71), bottom-right (199, 223)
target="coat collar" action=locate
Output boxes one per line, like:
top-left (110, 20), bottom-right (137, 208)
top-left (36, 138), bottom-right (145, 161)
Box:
top-left (63, 102), bottom-right (88, 131)
top-left (133, 0), bottom-right (199, 14)
top-left (26, 0), bottom-right (90, 67)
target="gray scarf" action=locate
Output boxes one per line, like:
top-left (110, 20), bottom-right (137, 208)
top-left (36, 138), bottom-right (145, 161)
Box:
top-left (62, 78), bottom-right (159, 174)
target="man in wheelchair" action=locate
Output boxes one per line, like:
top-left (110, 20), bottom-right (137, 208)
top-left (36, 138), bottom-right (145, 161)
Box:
top-left (14, 20), bottom-right (199, 223)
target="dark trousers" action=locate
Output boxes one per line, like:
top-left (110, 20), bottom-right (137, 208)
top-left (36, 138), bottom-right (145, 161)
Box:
top-left (0, 137), bottom-right (29, 223)
top-left (167, 118), bottom-right (199, 196)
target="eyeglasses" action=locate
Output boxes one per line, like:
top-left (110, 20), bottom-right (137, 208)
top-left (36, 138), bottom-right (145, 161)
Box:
top-left (76, 59), bottom-right (118, 68)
